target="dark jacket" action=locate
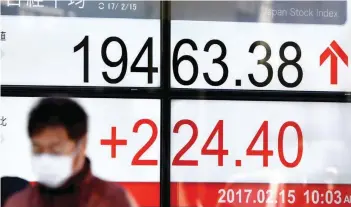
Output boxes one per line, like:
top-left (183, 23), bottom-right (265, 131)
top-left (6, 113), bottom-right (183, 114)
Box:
top-left (4, 158), bottom-right (138, 207)
top-left (1, 176), bottom-right (29, 206)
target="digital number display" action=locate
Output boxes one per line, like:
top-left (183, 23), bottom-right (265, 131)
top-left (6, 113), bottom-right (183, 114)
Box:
top-left (2, 1), bottom-right (351, 207)
top-left (171, 1), bottom-right (350, 92)
top-left (1, 1), bottom-right (160, 87)
top-left (170, 100), bottom-right (351, 207)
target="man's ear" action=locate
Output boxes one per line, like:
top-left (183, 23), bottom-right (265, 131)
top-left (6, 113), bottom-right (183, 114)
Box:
top-left (80, 135), bottom-right (88, 152)
top-left (74, 135), bottom-right (88, 172)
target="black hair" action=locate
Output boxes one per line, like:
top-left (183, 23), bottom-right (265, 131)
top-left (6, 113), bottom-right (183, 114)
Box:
top-left (28, 97), bottom-right (88, 141)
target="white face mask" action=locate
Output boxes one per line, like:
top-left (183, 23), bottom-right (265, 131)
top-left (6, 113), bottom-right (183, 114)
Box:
top-left (31, 143), bottom-right (81, 188)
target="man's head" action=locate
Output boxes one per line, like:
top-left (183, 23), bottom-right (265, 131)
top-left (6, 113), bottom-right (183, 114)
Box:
top-left (28, 97), bottom-right (88, 188)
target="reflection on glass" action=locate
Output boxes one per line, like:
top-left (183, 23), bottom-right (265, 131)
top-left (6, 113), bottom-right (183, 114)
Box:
top-left (171, 1), bottom-right (347, 25)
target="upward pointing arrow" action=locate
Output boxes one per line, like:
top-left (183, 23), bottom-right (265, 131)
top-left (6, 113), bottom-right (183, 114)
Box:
top-left (320, 40), bottom-right (348, 85)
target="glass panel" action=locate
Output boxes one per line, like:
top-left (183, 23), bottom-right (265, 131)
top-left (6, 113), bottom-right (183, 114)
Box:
top-left (1, 1), bottom-right (161, 87)
top-left (171, 1), bottom-right (351, 207)
top-left (0, 1), bottom-right (160, 206)
top-left (170, 1), bottom-right (350, 91)
top-left (0, 96), bottom-right (161, 207)
top-left (171, 99), bottom-right (351, 207)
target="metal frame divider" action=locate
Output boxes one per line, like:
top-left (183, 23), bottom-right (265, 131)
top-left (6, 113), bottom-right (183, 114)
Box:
top-left (160, 1), bottom-right (171, 207)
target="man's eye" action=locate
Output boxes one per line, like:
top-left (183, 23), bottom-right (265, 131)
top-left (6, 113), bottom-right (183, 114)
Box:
top-left (52, 146), bottom-right (64, 153)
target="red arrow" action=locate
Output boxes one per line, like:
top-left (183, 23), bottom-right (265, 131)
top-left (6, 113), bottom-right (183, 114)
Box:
top-left (320, 41), bottom-right (348, 85)
top-left (330, 40), bottom-right (348, 65)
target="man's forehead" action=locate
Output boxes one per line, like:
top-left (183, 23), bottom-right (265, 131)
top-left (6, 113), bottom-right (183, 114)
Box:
top-left (32, 136), bottom-right (62, 143)
top-left (32, 126), bottom-right (70, 143)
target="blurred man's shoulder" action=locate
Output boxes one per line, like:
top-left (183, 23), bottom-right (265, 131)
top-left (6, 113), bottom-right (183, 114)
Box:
top-left (91, 176), bottom-right (127, 197)
top-left (91, 176), bottom-right (138, 207)
top-left (3, 185), bottom-right (34, 207)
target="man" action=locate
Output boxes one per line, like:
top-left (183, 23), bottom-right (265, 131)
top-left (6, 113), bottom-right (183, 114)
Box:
top-left (1, 176), bottom-right (29, 206)
top-left (4, 97), bottom-right (138, 207)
